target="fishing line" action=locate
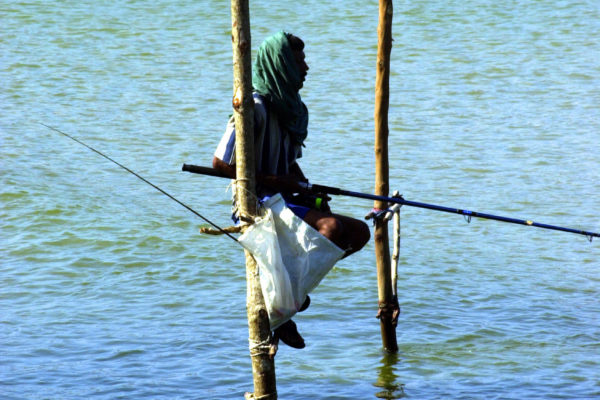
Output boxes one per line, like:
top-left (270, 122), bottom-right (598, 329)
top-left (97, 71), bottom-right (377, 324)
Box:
top-left (41, 123), bottom-right (239, 243)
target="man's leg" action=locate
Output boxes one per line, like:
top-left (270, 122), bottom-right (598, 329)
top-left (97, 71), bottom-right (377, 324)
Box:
top-left (303, 210), bottom-right (370, 257)
top-left (275, 209), bottom-right (370, 349)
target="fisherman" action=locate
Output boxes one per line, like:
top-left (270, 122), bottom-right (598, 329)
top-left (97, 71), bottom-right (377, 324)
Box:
top-left (213, 32), bottom-right (370, 349)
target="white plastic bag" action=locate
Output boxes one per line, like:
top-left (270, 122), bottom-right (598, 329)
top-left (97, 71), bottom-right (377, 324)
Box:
top-left (238, 194), bottom-right (345, 329)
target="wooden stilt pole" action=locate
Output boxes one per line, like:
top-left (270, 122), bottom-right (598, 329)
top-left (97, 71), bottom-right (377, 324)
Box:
top-left (374, 0), bottom-right (398, 353)
top-left (230, 1), bottom-right (277, 398)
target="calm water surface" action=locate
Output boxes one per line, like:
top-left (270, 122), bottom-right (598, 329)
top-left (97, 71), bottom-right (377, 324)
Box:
top-left (2, 1), bottom-right (599, 399)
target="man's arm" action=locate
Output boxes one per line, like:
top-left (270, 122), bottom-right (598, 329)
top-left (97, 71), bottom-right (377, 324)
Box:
top-left (289, 162), bottom-right (308, 182)
top-left (212, 157), bottom-right (310, 194)
top-left (212, 156), bottom-right (236, 178)
top-left (215, 156), bottom-right (307, 183)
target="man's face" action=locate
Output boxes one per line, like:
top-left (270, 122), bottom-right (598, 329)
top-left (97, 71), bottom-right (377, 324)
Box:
top-left (291, 44), bottom-right (309, 88)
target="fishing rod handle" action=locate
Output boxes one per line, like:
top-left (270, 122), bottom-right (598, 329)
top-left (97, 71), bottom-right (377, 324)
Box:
top-left (182, 163), bottom-right (339, 194)
top-left (309, 183), bottom-right (343, 196)
top-left (182, 164), bottom-right (232, 179)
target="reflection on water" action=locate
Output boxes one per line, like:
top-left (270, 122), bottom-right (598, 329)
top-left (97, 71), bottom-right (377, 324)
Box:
top-left (374, 352), bottom-right (406, 399)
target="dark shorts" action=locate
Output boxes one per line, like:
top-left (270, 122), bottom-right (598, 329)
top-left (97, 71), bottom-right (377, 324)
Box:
top-left (260, 195), bottom-right (311, 219)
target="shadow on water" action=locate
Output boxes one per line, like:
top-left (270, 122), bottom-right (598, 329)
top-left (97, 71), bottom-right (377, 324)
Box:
top-left (373, 352), bottom-right (406, 399)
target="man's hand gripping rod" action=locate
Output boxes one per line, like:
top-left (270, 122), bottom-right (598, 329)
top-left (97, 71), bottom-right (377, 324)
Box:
top-left (182, 164), bottom-right (600, 241)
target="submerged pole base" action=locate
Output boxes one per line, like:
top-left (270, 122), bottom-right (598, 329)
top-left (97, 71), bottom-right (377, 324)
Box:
top-left (377, 296), bottom-right (400, 353)
top-left (245, 391), bottom-right (277, 400)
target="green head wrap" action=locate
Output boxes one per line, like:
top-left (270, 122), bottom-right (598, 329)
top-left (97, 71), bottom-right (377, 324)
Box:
top-left (252, 31), bottom-right (308, 146)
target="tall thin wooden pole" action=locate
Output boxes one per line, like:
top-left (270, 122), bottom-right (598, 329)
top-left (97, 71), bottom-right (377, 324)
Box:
top-left (230, 1), bottom-right (277, 398)
top-left (374, 0), bottom-right (398, 353)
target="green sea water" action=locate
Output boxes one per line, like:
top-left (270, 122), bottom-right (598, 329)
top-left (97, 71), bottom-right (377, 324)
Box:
top-left (2, 1), bottom-right (599, 398)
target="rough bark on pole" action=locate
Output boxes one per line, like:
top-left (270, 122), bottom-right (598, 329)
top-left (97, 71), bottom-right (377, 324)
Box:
top-left (374, 0), bottom-right (398, 353)
top-left (230, 0), bottom-right (277, 398)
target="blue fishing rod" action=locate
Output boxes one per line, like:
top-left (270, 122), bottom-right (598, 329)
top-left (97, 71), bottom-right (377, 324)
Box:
top-left (182, 164), bottom-right (600, 242)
